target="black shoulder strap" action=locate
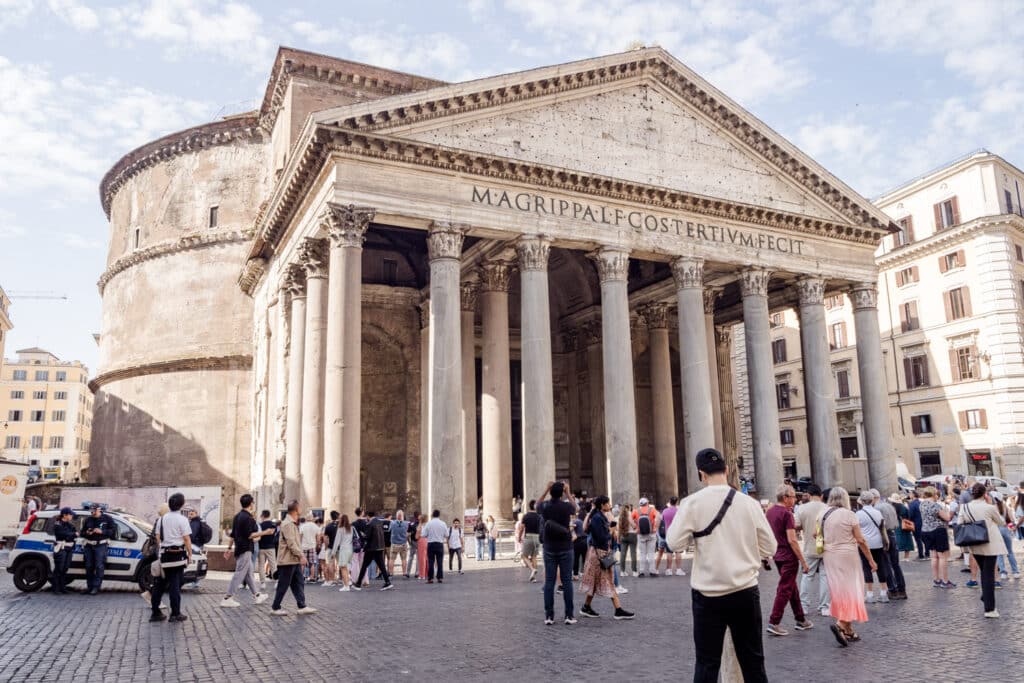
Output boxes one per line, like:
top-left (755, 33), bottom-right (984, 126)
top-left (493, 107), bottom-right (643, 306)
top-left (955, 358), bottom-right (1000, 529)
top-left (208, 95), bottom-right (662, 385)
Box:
top-left (693, 488), bottom-right (736, 538)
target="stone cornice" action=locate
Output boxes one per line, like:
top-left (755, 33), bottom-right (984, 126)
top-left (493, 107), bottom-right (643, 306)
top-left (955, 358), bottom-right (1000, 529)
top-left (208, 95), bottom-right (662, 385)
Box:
top-left (99, 116), bottom-right (264, 218)
top-left (876, 214), bottom-right (1024, 270)
top-left (316, 50), bottom-right (892, 233)
top-left (88, 354), bottom-right (252, 393)
top-left (99, 228), bottom-right (254, 295)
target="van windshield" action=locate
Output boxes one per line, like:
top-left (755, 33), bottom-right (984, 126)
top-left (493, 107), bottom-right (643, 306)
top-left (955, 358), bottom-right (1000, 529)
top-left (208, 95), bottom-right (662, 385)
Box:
top-left (118, 513), bottom-right (154, 535)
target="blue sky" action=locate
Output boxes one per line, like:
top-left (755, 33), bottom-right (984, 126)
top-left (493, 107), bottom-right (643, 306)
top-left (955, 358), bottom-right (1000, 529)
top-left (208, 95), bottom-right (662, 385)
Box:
top-left (2, 0), bottom-right (1023, 374)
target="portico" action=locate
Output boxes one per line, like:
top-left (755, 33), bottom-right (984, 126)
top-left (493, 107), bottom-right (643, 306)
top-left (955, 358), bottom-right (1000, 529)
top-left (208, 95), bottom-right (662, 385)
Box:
top-left (240, 47), bottom-right (897, 520)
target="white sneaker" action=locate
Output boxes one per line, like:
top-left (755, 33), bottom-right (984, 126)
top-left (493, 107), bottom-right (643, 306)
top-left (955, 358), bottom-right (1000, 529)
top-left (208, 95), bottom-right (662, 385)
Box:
top-left (1013, 573), bottom-right (1021, 581)
top-left (339, 585), bottom-right (350, 592)
top-left (999, 573), bottom-right (1008, 581)
top-left (270, 609), bottom-right (287, 616)
top-left (984, 609), bottom-right (1000, 618)
top-left (296, 606), bottom-right (318, 615)
top-left (820, 607), bottom-right (831, 617)
top-left (878, 592), bottom-right (890, 603)
top-left (141, 591), bottom-right (151, 603)
top-left (675, 568), bottom-right (686, 576)
top-left (220, 597), bottom-right (241, 608)
top-left (253, 592), bottom-right (268, 605)
top-left (616, 586), bottom-right (629, 594)
top-left (864, 593), bottom-right (876, 604)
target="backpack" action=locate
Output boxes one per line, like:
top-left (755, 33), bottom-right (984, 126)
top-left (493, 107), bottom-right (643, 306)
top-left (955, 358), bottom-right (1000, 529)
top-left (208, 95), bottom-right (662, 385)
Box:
top-left (658, 517), bottom-right (666, 538)
top-left (637, 510), bottom-right (653, 535)
top-left (197, 521), bottom-right (214, 546)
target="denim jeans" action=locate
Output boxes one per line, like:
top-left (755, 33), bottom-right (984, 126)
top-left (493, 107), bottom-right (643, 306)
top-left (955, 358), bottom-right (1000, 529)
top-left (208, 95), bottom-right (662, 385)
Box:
top-left (475, 538), bottom-right (486, 559)
top-left (83, 543), bottom-right (108, 591)
top-left (272, 564), bottom-right (306, 610)
top-left (997, 526), bottom-right (1020, 574)
top-left (488, 537), bottom-right (496, 560)
top-left (543, 548), bottom-right (574, 619)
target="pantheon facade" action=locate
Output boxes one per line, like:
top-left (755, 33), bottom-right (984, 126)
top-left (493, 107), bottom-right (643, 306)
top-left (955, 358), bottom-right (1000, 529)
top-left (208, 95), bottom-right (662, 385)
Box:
top-left (91, 47), bottom-right (898, 521)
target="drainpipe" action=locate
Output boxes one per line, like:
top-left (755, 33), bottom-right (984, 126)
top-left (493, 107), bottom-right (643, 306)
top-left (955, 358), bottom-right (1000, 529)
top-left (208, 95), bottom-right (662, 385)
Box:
top-left (881, 272), bottom-right (905, 437)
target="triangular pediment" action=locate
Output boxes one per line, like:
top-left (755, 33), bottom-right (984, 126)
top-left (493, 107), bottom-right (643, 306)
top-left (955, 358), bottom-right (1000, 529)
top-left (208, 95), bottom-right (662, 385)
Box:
top-left (311, 48), bottom-right (893, 231)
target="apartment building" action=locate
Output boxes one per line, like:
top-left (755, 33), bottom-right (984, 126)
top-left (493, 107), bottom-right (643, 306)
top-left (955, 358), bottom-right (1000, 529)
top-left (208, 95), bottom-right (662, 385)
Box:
top-left (733, 150), bottom-right (1024, 486)
top-left (0, 347), bottom-right (93, 481)
top-left (0, 286), bottom-right (11, 371)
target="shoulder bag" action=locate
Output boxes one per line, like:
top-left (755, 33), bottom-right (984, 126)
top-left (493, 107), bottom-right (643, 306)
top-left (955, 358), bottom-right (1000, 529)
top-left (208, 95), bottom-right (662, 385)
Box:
top-left (815, 508), bottom-right (837, 555)
top-left (953, 503), bottom-right (989, 546)
top-left (693, 488), bottom-right (737, 539)
top-left (150, 519), bottom-right (163, 577)
top-left (870, 509), bottom-right (891, 552)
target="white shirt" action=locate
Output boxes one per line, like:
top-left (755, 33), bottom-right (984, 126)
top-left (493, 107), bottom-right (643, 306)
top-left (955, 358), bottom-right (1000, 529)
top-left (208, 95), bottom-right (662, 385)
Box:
top-left (158, 511), bottom-right (192, 548)
top-left (27, 499), bottom-right (37, 513)
top-left (856, 507), bottom-right (884, 549)
top-left (448, 526), bottom-right (463, 549)
top-left (423, 518), bottom-right (448, 543)
top-left (299, 522), bottom-right (319, 550)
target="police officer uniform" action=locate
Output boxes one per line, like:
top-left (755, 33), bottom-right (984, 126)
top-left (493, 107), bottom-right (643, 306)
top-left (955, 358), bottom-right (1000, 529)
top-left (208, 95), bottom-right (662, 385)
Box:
top-left (81, 504), bottom-right (115, 594)
top-left (52, 507), bottom-right (77, 594)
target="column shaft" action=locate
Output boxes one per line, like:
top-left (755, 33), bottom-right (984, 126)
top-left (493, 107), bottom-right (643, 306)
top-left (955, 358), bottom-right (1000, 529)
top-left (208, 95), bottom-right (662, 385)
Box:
top-left (716, 326), bottom-right (740, 490)
top-left (673, 258), bottom-right (715, 495)
top-left (283, 265), bottom-right (306, 505)
top-left (480, 260), bottom-right (514, 521)
top-left (852, 284), bottom-right (897, 494)
top-left (797, 277), bottom-right (841, 488)
top-left (461, 283), bottom-right (479, 510)
top-left (518, 237), bottom-right (555, 504)
top-left (591, 248), bottom-right (639, 506)
top-left (427, 224), bottom-right (465, 520)
top-left (298, 237), bottom-right (329, 509)
top-left (704, 289), bottom-right (724, 453)
top-left (563, 330), bottom-right (582, 488)
top-left (642, 303), bottom-right (677, 503)
top-left (584, 326), bottom-right (607, 496)
top-left (418, 300), bottom-right (430, 509)
top-left (740, 268), bottom-right (783, 497)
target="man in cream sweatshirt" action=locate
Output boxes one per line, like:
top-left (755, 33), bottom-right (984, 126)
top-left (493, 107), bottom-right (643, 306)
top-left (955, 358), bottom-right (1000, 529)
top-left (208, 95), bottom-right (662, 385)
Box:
top-left (666, 448), bottom-right (777, 683)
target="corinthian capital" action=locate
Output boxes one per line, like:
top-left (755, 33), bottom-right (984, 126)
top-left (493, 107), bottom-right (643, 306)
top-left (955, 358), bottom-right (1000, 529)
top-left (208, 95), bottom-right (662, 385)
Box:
top-left (738, 268), bottom-right (772, 297)
top-left (282, 264), bottom-right (307, 297)
top-left (479, 260), bottom-right (515, 292)
top-left (516, 235), bottom-right (551, 272)
top-left (460, 280), bottom-right (480, 312)
top-left (322, 203), bottom-right (375, 248)
top-left (849, 283), bottom-right (878, 310)
top-left (715, 325), bottom-right (732, 348)
top-left (427, 221), bottom-right (466, 261)
top-left (640, 302), bottom-right (670, 330)
top-left (703, 287), bottom-right (722, 315)
top-left (298, 237), bottom-right (329, 279)
top-left (671, 257), bottom-right (704, 290)
top-left (796, 276), bottom-right (826, 307)
top-left (588, 247), bottom-right (630, 283)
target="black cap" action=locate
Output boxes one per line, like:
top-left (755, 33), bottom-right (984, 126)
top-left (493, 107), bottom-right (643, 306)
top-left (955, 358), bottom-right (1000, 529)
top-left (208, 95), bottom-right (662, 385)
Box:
top-left (695, 448), bottom-right (726, 474)
top-left (60, 507), bottom-right (74, 516)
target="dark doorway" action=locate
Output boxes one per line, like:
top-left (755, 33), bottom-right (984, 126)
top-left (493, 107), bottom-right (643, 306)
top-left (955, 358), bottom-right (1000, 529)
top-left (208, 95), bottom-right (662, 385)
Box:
top-left (840, 437), bottom-right (859, 459)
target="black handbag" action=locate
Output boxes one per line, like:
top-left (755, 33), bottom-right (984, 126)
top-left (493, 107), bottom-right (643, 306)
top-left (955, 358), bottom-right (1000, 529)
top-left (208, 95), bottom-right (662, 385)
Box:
top-left (954, 503), bottom-right (989, 547)
top-left (598, 551), bottom-right (616, 570)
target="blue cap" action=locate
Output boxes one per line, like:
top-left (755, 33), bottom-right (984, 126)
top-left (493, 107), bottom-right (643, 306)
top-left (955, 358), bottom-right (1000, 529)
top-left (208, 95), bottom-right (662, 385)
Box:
top-left (60, 507), bottom-right (74, 516)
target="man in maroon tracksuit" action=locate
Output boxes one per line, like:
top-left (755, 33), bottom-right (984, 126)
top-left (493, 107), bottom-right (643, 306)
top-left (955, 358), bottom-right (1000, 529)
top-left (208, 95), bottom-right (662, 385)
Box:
top-left (765, 484), bottom-right (813, 636)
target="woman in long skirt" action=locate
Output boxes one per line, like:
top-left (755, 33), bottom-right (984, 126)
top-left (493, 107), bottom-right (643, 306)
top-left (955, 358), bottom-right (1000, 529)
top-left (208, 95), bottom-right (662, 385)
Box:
top-left (579, 496), bottom-right (634, 620)
top-left (417, 513), bottom-right (429, 580)
top-left (891, 494), bottom-right (916, 560)
top-left (820, 487), bottom-right (875, 646)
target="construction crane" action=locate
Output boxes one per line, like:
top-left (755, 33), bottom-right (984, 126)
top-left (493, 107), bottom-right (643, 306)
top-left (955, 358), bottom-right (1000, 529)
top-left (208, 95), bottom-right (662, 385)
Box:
top-left (7, 291), bottom-right (68, 301)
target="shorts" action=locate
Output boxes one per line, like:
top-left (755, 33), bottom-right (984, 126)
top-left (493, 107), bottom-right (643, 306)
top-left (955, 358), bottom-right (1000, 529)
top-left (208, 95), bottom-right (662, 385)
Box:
top-left (522, 533), bottom-right (540, 559)
top-left (304, 549), bottom-right (318, 565)
top-left (657, 537), bottom-right (670, 552)
top-left (922, 528), bottom-right (949, 553)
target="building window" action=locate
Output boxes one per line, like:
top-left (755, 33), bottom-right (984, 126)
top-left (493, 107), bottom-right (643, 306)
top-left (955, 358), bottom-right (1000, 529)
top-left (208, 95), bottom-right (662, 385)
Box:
top-left (770, 312), bottom-right (783, 328)
top-left (54, 391), bottom-right (67, 400)
top-left (7, 410), bottom-right (22, 422)
top-left (55, 371), bottom-right (66, 382)
top-left (771, 338), bottom-right (787, 363)
top-left (776, 382), bottom-right (791, 410)
top-left (900, 301), bottom-right (919, 332)
top-left (895, 267), bottom-right (919, 287)
top-left (951, 346), bottom-right (977, 381)
top-left (4, 436), bottom-right (20, 449)
top-left (30, 410), bottom-right (44, 422)
top-left (12, 370), bottom-right (26, 381)
top-left (894, 216), bottom-right (914, 247)
top-left (49, 436), bottom-right (63, 449)
top-left (1016, 244), bottom-right (1023, 262)
top-left (1006, 189), bottom-right (1014, 214)
top-left (903, 354), bottom-right (930, 388)
top-left (829, 321), bottom-right (847, 350)
top-left (49, 459), bottom-right (60, 467)
top-left (824, 295), bottom-right (843, 310)
top-left (780, 428), bottom-right (795, 446)
top-left (939, 250), bottom-right (965, 272)
top-left (52, 410), bottom-right (65, 422)
top-left (134, 228), bottom-right (140, 249)
top-left (918, 450), bottom-right (942, 477)
top-left (934, 197), bottom-right (960, 230)
top-left (944, 287), bottom-right (971, 321)
top-left (836, 369), bottom-right (850, 398)
top-left (911, 414), bottom-right (933, 435)
top-left (34, 370), bottom-right (48, 381)
top-left (209, 206), bottom-right (219, 228)
top-left (30, 436), bottom-right (43, 449)
top-left (32, 391), bottom-right (46, 400)
top-left (10, 390), bottom-right (23, 399)
top-left (961, 408), bottom-right (987, 430)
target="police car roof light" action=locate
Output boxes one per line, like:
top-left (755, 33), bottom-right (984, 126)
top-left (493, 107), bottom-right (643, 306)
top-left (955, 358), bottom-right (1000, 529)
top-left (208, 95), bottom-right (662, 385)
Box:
top-left (79, 501), bottom-right (109, 510)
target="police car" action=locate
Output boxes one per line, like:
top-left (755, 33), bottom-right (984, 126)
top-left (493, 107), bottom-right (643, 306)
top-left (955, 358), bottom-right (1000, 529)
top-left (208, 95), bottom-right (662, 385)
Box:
top-left (6, 507), bottom-right (208, 593)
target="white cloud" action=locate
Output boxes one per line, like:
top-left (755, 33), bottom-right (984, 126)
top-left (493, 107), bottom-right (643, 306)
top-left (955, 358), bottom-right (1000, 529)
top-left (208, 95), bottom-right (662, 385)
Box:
top-left (47, 0), bottom-right (98, 30)
top-left (60, 232), bottom-right (104, 249)
top-left (0, 0), bottom-right (35, 31)
top-left (290, 20), bottom-right (342, 46)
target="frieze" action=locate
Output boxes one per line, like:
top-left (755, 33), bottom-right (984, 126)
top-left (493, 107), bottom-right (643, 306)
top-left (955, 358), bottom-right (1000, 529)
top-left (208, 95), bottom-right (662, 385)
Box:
top-left (671, 256), bottom-right (704, 290)
top-left (427, 221), bottom-right (466, 261)
top-left (796, 276), bottom-right (826, 306)
top-left (297, 237), bottom-right (329, 279)
top-left (849, 283), bottom-right (878, 310)
top-left (738, 268), bottom-right (772, 297)
top-left (515, 236), bottom-right (551, 272)
top-left (323, 203), bottom-right (375, 248)
top-left (589, 247), bottom-right (630, 283)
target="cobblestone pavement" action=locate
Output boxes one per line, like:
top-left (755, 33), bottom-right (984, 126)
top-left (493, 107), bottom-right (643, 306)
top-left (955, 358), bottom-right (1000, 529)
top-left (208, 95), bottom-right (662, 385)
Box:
top-left (1, 551), bottom-right (1022, 682)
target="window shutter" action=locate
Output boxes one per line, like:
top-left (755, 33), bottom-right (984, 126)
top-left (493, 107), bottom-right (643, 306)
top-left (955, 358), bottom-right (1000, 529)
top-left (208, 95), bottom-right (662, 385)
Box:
top-left (911, 415), bottom-right (921, 434)
top-left (780, 339), bottom-right (787, 362)
top-left (949, 349), bottom-right (960, 381)
top-left (911, 266), bottom-right (919, 282)
top-left (839, 321), bottom-right (847, 347)
top-left (906, 216), bottom-right (915, 241)
top-left (958, 411), bottom-right (968, 430)
top-left (934, 202), bottom-right (943, 230)
top-left (909, 301), bottom-right (919, 329)
top-left (939, 254), bottom-right (948, 273)
top-left (921, 359), bottom-right (930, 386)
top-left (962, 287), bottom-right (973, 316)
top-left (956, 249), bottom-right (966, 267)
top-left (828, 324), bottom-right (835, 349)
top-left (903, 357), bottom-right (913, 387)
top-left (900, 302), bottom-right (908, 332)
top-left (943, 291), bottom-right (952, 322)
top-left (895, 270), bottom-right (904, 287)
top-left (980, 409), bottom-right (988, 429)
top-left (951, 196), bottom-right (961, 225)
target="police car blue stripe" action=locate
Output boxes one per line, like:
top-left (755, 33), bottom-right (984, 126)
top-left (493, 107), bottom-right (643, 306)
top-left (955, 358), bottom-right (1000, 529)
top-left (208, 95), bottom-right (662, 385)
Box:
top-left (14, 539), bottom-right (143, 559)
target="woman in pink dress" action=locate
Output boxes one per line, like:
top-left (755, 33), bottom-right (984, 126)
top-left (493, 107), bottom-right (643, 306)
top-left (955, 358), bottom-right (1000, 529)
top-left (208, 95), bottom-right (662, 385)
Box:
top-left (417, 514), bottom-right (429, 580)
top-left (819, 487), bottom-right (876, 647)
